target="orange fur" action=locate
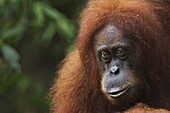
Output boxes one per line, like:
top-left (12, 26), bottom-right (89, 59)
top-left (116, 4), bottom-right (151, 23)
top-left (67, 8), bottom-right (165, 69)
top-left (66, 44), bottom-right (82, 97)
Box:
top-left (50, 0), bottom-right (170, 112)
top-left (125, 103), bottom-right (170, 113)
top-left (50, 50), bottom-right (170, 113)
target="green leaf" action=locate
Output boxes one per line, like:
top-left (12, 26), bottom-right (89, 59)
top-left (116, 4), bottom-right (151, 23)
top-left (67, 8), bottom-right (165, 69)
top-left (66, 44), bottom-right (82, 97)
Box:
top-left (0, 17), bottom-right (27, 40)
top-left (1, 44), bottom-right (21, 70)
top-left (41, 22), bottom-right (56, 46)
top-left (33, 2), bottom-right (44, 26)
top-left (16, 77), bottom-right (30, 93)
top-left (9, 0), bottom-right (20, 5)
top-left (37, 2), bottom-right (76, 42)
top-left (43, 4), bottom-right (75, 39)
top-left (0, 0), bottom-right (5, 7)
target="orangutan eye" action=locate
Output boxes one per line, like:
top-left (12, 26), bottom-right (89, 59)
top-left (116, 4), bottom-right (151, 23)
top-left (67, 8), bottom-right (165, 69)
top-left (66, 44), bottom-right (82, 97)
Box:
top-left (100, 50), bottom-right (112, 63)
top-left (116, 47), bottom-right (127, 59)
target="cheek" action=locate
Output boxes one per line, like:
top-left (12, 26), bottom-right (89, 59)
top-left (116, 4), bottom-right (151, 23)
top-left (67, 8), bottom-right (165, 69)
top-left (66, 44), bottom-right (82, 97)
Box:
top-left (96, 55), bottom-right (105, 71)
top-left (99, 60), bottom-right (108, 71)
top-left (101, 72), bottom-right (111, 91)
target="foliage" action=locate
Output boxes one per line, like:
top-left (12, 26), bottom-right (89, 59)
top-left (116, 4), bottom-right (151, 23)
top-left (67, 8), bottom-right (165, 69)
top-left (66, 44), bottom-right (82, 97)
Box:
top-left (0, 0), bottom-right (81, 113)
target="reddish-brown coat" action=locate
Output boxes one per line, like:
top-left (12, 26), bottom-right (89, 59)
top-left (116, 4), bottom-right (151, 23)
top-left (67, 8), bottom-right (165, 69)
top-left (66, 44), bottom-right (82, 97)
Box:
top-left (50, 0), bottom-right (170, 112)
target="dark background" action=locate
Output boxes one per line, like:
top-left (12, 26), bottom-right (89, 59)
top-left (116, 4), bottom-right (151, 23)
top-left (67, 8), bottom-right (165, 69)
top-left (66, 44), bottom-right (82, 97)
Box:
top-left (0, 0), bottom-right (87, 113)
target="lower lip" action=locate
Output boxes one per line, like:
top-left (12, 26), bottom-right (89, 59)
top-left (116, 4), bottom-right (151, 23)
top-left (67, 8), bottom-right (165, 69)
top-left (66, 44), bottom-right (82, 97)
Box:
top-left (108, 86), bottom-right (129, 98)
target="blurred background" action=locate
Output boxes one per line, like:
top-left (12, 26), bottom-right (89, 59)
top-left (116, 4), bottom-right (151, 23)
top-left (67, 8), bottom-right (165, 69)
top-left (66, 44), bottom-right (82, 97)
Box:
top-left (0, 0), bottom-right (87, 113)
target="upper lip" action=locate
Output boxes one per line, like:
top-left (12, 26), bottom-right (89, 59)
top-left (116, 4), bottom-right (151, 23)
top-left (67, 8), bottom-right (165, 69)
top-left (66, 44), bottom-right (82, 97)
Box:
top-left (107, 85), bottom-right (129, 98)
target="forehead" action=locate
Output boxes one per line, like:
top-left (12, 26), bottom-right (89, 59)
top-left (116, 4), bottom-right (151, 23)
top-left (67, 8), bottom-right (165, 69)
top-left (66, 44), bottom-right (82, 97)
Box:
top-left (93, 24), bottom-right (124, 46)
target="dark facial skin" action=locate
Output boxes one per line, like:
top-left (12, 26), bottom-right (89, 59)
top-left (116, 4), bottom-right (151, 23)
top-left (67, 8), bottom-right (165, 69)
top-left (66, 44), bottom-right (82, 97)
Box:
top-left (93, 24), bottom-right (150, 108)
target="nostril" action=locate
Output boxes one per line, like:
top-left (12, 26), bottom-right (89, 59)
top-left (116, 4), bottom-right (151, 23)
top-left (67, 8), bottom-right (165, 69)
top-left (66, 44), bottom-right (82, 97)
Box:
top-left (114, 68), bottom-right (119, 75)
top-left (110, 66), bottom-right (120, 75)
